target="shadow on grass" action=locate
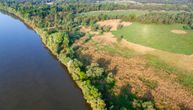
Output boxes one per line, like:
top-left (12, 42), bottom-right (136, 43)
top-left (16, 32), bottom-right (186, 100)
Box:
top-left (78, 54), bottom-right (93, 66)
top-left (97, 58), bottom-right (111, 69)
top-left (110, 84), bottom-right (136, 110)
top-left (109, 84), bottom-right (156, 110)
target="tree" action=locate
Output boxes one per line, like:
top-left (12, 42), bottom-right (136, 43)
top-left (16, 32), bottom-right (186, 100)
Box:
top-left (86, 63), bottom-right (104, 79)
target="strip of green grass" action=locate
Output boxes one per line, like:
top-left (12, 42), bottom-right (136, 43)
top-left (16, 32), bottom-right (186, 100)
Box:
top-left (112, 23), bottom-right (193, 55)
top-left (100, 44), bottom-right (136, 58)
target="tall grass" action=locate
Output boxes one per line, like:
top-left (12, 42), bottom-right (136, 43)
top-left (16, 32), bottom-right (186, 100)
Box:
top-left (146, 55), bottom-right (193, 90)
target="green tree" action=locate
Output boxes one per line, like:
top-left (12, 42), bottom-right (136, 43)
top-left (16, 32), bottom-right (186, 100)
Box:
top-left (86, 63), bottom-right (104, 79)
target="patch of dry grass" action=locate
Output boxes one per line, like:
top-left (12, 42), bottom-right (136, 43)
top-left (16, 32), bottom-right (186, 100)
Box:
top-left (76, 40), bottom-right (193, 109)
top-left (171, 30), bottom-right (187, 34)
top-left (77, 19), bottom-right (193, 109)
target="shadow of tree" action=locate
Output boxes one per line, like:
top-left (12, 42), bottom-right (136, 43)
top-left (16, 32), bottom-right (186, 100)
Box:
top-left (111, 65), bottom-right (118, 75)
top-left (77, 54), bottom-right (93, 67)
top-left (73, 50), bottom-right (156, 109)
top-left (96, 58), bottom-right (119, 75)
top-left (141, 90), bottom-right (154, 101)
top-left (109, 85), bottom-right (156, 110)
top-left (69, 32), bottom-right (85, 46)
top-left (97, 58), bottom-right (111, 69)
top-left (110, 84), bottom-right (136, 110)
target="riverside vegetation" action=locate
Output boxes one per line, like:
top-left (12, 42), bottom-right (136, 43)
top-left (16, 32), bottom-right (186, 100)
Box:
top-left (0, 0), bottom-right (193, 110)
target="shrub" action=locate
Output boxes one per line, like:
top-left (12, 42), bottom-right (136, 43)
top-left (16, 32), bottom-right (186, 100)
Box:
top-left (116, 35), bottom-right (124, 42)
top-left (98, 29), bottom-right (104, 34)
top-left (106, 72), bottom-right (115, 86)
top-left (183, 25), bottom-right (192, 30)
top-left (85, 33), bottom-right (94, 38)
top-left (139, 77), bottom-right (158, 89)
top-left (103, 26), bottom-right (111, 32)
top-left (91, 24), bottom-right (99, 31)
top-left (117, 24), bottom-right (123, 30)
top-left (133, 100), bottom-right (156, 110)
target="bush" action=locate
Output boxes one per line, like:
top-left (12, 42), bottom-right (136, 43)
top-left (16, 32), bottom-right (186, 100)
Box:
top-left (133, 100), bottom-right (156, 110)
top-left (91, 24), bottom-right (99, 31)
top-left (85, 33), bottom-right (94, 38)
top-left (103, 26), bottom-right (111, 32)
top-left (116, 35), bottom-right (124, 42)
top-left (117, 24), bottom-right (123, 30)
top-left (98, 29), bottom-right (104, 34)
top-left (183, 25), bottom-right (192, 30)
top-left (139, 77), bottom-right (158, 89)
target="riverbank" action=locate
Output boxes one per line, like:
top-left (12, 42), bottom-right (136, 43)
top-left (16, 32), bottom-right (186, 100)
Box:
top-left (0, 5), bottom-right (106, 110)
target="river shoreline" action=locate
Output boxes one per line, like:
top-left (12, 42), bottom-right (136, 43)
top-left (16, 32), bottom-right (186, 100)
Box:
top-left (0, 6), bottom-right (103, 110)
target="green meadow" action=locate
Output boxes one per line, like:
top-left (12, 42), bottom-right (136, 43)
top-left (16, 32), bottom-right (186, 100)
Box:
top-left (112, 23), bottom-right (193, 55)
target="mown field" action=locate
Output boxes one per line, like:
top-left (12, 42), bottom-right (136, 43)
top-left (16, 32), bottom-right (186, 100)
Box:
top-left (112, 23), bottom-right (193, 55)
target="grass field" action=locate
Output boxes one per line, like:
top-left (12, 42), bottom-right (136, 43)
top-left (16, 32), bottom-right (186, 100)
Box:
top-left (112, 23), bottom-right (193, 55)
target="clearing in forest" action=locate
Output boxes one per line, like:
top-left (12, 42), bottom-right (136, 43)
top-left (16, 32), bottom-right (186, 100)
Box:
top-left (112, 23), bottom-right (193, 55)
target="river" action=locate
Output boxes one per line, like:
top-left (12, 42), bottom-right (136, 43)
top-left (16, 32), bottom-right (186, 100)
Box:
top-left (0, 12), bottom-right (88, 110)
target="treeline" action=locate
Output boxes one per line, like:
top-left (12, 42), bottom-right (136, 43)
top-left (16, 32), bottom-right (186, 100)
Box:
top-left (137, 12), bottom-right (193, 25)
top-left (0, 0), bottom-right (55, 4)
top-left (78, 12), bottom-right (193, 29)
top-left (2, 0), bottom-right (193, 13)
top-left (2, 0), bottom-right (193, 4)
top-left (132, 0), bottom-right (193, 4)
